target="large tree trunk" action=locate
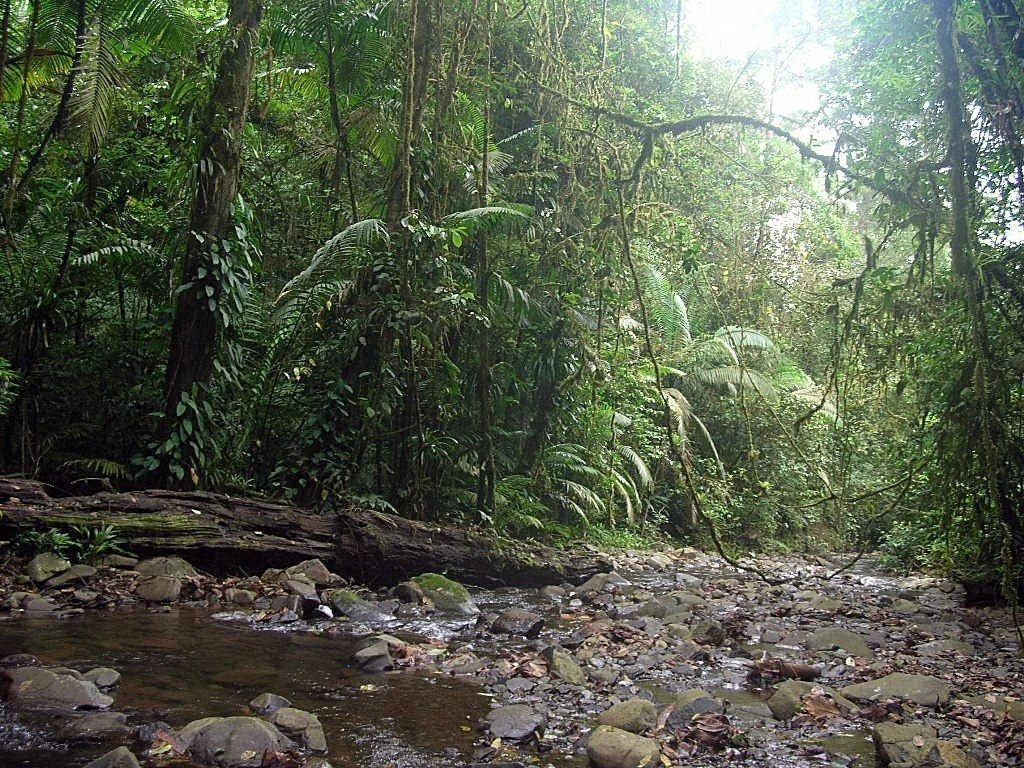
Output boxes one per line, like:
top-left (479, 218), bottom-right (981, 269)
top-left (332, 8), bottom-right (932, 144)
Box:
top-left (160, 0), bottom-right (264, 485)
top-left (0, 479), bottom-right (613, 588)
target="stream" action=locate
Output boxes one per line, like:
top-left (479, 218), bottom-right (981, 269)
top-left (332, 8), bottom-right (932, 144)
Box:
top-left (1, 551), bottom-right (1022, 768)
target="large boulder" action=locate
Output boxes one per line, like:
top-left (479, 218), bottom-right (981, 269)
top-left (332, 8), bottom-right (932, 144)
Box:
top-left (586, 725), bottom-right (660, 768)
top-left (84, 747), bottom-right (140, 768)
top-left (179, 716), bottom-right (292, 768)
top-left (2, 667), bottom-right (112, 711)
top-left (135, 556), bottom-right (197, 579)
top-left (486, 704), bottom-right (546, 741)
top-left (410, 573), bottom-right (478, 615)
top-left (26, 552), bottom-right (70, 582)
top-left (841, 673), bottom-right (951, 707)
top-left (597, 699), bottom-right (657, 734)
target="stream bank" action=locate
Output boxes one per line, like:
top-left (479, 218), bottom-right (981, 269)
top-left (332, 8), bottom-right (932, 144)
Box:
top-left (1, 546), bottom-right (1022, 768)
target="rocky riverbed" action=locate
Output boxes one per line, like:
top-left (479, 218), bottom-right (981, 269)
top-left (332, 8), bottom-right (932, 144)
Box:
top-left (1, 548), bottom-right (1022, 768)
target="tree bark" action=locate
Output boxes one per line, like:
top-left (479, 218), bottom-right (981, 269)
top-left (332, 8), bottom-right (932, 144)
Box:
top-left (159, 0), bottom-right (264, 484)
top-left (0, 479), bottom-right (613, 587)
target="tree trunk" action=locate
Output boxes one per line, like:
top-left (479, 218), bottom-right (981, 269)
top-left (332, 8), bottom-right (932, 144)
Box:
top-left (0, 479), bottom-right (613, 587)
top-left (160, 0), bottom-right (264, 485)
top-left (934, 0), bottom-right (1024, 565)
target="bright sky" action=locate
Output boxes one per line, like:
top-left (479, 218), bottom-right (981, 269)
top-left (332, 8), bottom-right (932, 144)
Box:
top-left (684, 0), bottom-right (830, 118)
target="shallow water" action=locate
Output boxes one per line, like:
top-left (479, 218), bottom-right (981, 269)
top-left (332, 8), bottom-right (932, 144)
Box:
top-left (0, 609), bottom-right (487, 767)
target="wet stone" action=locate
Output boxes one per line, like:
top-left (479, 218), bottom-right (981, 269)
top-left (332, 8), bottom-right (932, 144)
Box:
top-left (179, 716), bottom-right (292, 768)
top-left (486, 704), bottom-right (546, 741)
top-left (2, 667), bottom-right (113, 711)
top-left (249, 692), bottom-right (291, 714)
top-left (84, 746), bottom-right (141, 768)
top-left (224, 588), bottom-right (256, 605)
top-left (491, 608), bottom-right (545, 637)
top-left (270, 706), bottom-right (328, 753)
top-left (83, 667), bottom-right (121, 688)
top-left (60, 711), bottom-right (130, 740)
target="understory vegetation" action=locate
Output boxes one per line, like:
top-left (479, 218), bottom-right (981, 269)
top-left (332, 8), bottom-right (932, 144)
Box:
top-left (1, 0), bottom-right (1022, 597)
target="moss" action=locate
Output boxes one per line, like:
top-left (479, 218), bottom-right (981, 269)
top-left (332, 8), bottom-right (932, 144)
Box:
top-left (411, 572), bottom-right (475, 613)
top-left (326, 588), bottom-right (365, 605)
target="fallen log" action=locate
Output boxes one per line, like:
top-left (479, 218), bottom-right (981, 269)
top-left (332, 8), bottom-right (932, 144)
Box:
top-left (0, 479), bottom-right (612, 587)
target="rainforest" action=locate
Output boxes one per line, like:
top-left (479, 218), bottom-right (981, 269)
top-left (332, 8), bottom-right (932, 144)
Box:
top-left (0, 1), bottom-right (1023, 767)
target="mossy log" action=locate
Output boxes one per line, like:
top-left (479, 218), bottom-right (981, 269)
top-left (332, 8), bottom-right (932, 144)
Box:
top-left (0, 479), bottom-right (612, 587)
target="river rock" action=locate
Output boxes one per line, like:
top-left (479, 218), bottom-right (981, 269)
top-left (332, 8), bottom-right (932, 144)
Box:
top-left (805, 626), bottom-right (874, 657)
top-left (841, 672), bottom-right (951, 707)
top-left (46, 564), bottom-right (98, 587)
top-left (136, 556), bottom-right (197, 579)
top-left (83, 667), bottom-right (121, 688)
top-left (26, 552), bottom-right (71, 582)
top-left (937, 740), bottom-right (983, 768)
top-left (542, 646), bottom-right (585, 684)
top-left (596, 698), bottom-right (657, 733)
top-left (411, 573), bottom-right (478, 615)
top-left (872, 721), bottom-right (939, 765)
top-left (224, 588), bottom-right (256, 605)
top-left (352, 634), bottom-right (406, 672)
top-left (586, 725), bottom-right (660, 768)
top-left (180, 716), bottom-right (292, 767)
top-left (60, 711), bottom-right (130, 740)
top-left (99, 555), bottom-right (138, 568)
top-left (249, 692), bottom-right (291, 714)
top-left (284, 577), bottom-right (318, 601)
top-left (767, 680), bottom-right (855, 720)
top-left (327, 589), bottom-right (393, 622)
top-left (691, 618), bottom-right (725, 646)
top-left (84, 746), bottom-right (141, 768)
top-left (576, 571), bottom-right (631, 594)
top-left (270, 707), bottom-right (328, 753)
top-left (491, 608), bottom-right (544, 637)
top-left (666, 689), bottom-right (723, 727)
top-left (393, 580), bottom-right (427, 604)
top-left (23, 597), bottom-right (58, 612)
top-left (917, 638), bottom-right (975, 657)
top-left (0, 654), bottom-right (39, 667)
top-left (284, 558), bottom-right (337, 586)
top-left (135, 575), bottom-right (182, 603)
top-left (486, 704), bottom-right (546, 741)
top-left (2, 667), bottom-right (113, 711)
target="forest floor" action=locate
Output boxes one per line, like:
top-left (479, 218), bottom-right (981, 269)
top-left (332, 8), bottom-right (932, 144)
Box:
top-left (0, 547), bottom-right (1022, 768)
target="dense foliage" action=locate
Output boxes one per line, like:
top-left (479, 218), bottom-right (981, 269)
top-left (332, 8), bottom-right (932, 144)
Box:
top-left (1, 0), bottom-right (1021, 596)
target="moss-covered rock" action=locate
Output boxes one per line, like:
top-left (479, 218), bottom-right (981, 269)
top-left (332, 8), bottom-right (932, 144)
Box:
top-left (411, 573), bottom-right (478, 615)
